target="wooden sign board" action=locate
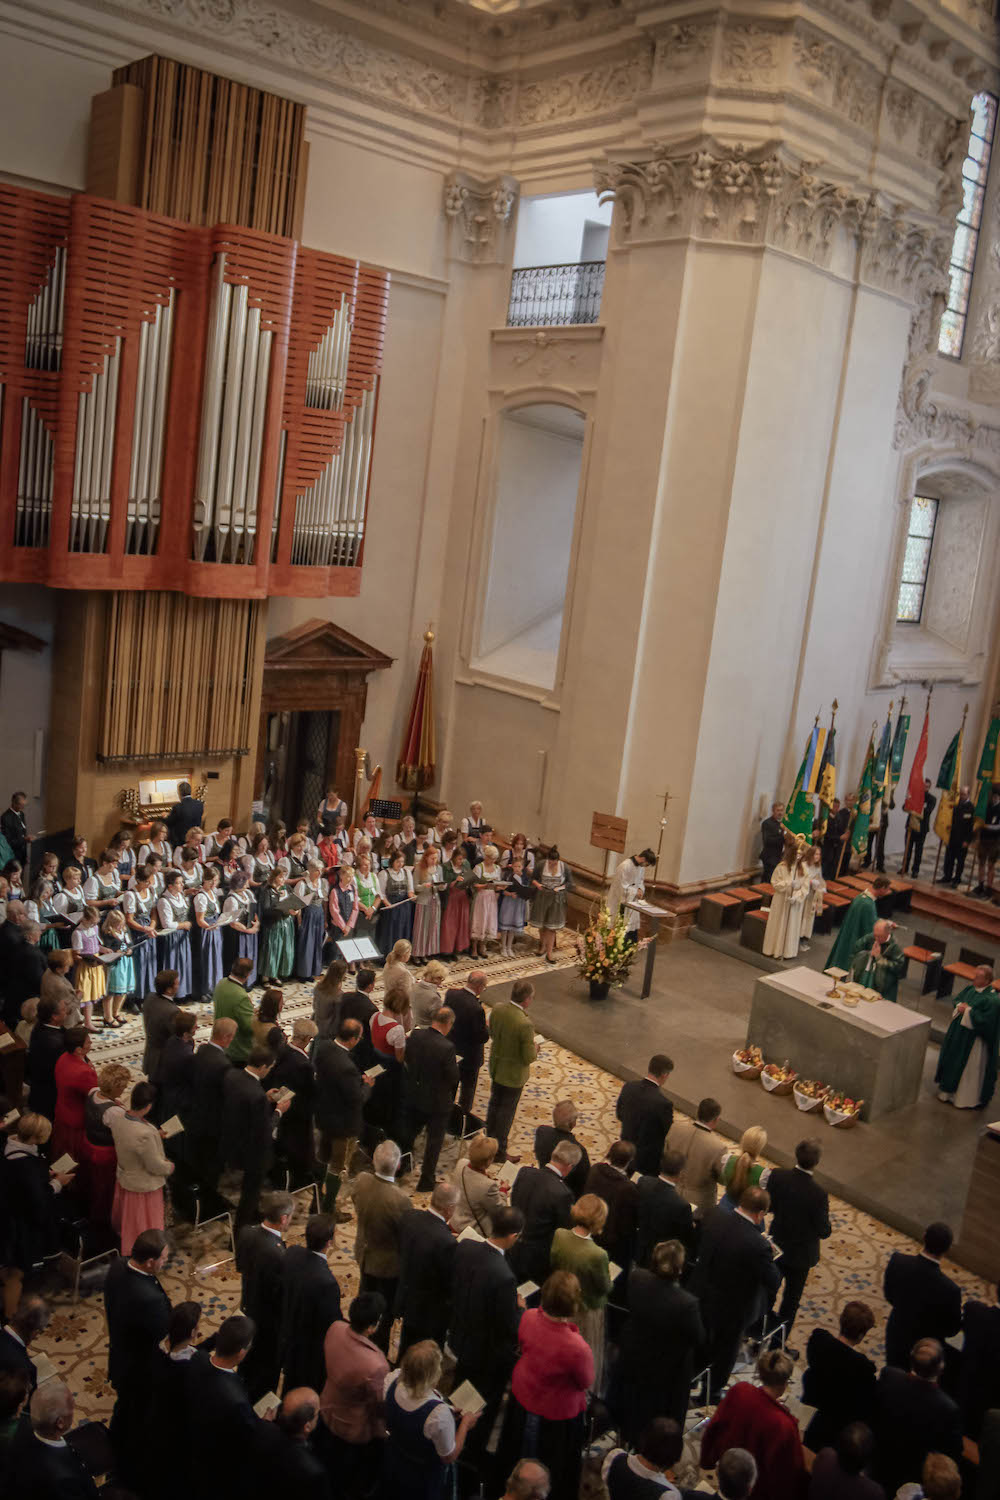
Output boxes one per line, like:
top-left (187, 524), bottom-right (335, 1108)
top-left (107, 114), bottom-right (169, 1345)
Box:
top-left (591, 811), bottom-right (628, 854)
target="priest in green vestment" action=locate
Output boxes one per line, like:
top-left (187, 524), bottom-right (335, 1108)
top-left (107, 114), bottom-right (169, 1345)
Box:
top-left (827, 876), bottom-right (893, 971)
top-left (847, 920), bottom-right (906, 1003)
top-left (935, 966), bottom-right (1000, 1110)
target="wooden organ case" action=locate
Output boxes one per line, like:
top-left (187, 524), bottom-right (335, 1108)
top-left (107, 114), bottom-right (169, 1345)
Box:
top-left (0, 185), bottom-right (388, 598)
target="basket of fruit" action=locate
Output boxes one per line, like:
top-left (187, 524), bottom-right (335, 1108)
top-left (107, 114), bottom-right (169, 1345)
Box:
top-left (761, 1061), bottom-right (797, 1096)
top-left (732, 1045), bottom-right (764, 1079)
top-left (793, 1079), bottom-right (828, 1113)
top-left (823, 1092), bottom-right (863, 1128)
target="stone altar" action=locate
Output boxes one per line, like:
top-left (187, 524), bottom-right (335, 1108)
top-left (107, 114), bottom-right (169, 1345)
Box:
top-left (746, 966), bottom-right (930, 1120)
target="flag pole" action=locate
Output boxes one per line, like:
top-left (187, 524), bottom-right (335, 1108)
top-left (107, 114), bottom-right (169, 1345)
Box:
top-left (819, 698), bottom-right (838, 838)
top-left (933, 701), bottom-right (968, 884)
top-left (838, 721), bottom-right (878, 879)
top-left (902, 682), bottom-right (933, 877)
top-left (966, 695), bottom-right (1000, 894)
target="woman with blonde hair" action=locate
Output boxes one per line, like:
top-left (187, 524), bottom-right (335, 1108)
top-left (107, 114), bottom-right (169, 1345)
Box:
top-left (412, 960), bottom-right (448, 1028)
top-left (384, 938), bottom-right (414, 998)
top-left (550, 1193), bottom-right (612, 1391)
top-left (451, 1133), bottom-right (505, 1236)
top-left (411, 847), bottom-right (443, 964)
top-left (470, 843), bottom-right (503, 958)
top-left (720, 1125), bottom-right (770, 1206)
top-left (3, 1113), bottom-right (75, 1315)
top-left (82, 1061), bottom-right (131, 1226)
top-left (381, 1339), bottom-right (479, 1499)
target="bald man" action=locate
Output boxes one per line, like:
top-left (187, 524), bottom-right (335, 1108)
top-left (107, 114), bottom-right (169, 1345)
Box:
top-left (848, 918), bottom-right (906, 1003)
top-left (257, 1387), bottom-right (329, 1497)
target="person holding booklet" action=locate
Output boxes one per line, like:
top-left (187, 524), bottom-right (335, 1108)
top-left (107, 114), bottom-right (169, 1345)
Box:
top-left (470, 844), bottom-right (504, 959)
top-left (70, 903), bottom-right (107, 1032)
top-left (257, 865), bottom-right (297, 983)
top-left (378, 848), bottom-right (415, 952)
top-left (222, 870), bottom-right (259, 986)
top-left (156, 871), bottom-right (193, 1001)
top-left (294, 858), bottom-right (329, 980)
top-left (109, 1079), bottom-right (174, 1254)
top-left (100, 908), bottom-right (135, 1026)
top-left (122, 865), bottom-right (159, 1001)
top-left (381, 1339), bottom-right (480, 1500)
top-left (531, 848), bottom-right (574, 964)
top-left (353, 851), bottom-right (383, 951)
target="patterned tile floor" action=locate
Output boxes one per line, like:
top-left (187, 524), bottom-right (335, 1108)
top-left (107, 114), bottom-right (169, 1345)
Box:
top-left (25, 936), bottom-right (993, 1445)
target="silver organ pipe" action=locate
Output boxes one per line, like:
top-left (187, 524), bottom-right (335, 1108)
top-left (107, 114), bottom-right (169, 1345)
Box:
top-left (290, 379), bottom-right (378, 567)
top-left (126, 292), bottom-right (175, 554)
top-left (24, 247), bottom-right (65, 372)
top-left (271, 428), bottom-right (287, 562)
top-left (14, 399), bottom-right (55, 547)
top-left (305, 295), bottom-right (351, 409)
top-left (71, 338), bottom-right (122, 552)
top-left (194, 255), bottom-right (273, 563)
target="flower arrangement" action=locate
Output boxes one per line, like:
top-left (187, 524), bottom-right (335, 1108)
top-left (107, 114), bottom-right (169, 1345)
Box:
top-left (823, 1091), bottom-right (863, 1127)
top-left (793, 1078), bottom-right (828, 1113)
top-left (732, 1045), bottom-right (764, 1079)
top-left (577, 904), bottom-right (649, 989)
top-left (761, 1061), bottom-right (797, 1095)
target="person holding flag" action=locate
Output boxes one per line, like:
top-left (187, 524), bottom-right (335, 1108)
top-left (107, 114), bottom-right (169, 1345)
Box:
top-left (863, 708), bottom-right (894, 874)
top-left (901, 778), bottom-right (936, 879)
top-left (972, 711), bottom-right (1000, 898)
top-left (900, 692), bottom-right (933, 879)
top-left (941, 787), bottom-right (975, 887)
top-left (932, 710), bottom-right (967, 885)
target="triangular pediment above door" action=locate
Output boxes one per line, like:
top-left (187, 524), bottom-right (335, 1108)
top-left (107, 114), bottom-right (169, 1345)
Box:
top-left (265, 618), bottom-right (394, 672)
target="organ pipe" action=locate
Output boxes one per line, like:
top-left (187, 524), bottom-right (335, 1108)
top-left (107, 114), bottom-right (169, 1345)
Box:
top-left (290, 380), bottom-right (378, 567)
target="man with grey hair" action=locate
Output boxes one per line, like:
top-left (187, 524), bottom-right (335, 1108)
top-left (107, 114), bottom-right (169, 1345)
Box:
top-left (0, 1293), bottom-right (50, 1391)
top-left (8, 1380), bottom-right (99, 1496)
top-left (2, 902), bottom-right (46, 1031)
top-left (401, 1003), bottom-right (459, 1192)
top-left (350, 1141), bottom-right (410, 1352)
top-left (511, 1137), bottom-right (581, 1284)
top-left (446, 968), bottom-right (490, 1132)
top-left (534, 1097), bottom-right (591, 1199)
top-left (396, 1180), bottom-right (460, 1353)
top-left (235, 1191), bottom-right (293, 1400)
top-left (184, 1013), bottom-right (238, 1213)
top-left (503, 1458), bottom-right (551, 1500)
top-left (717, 1448), bottom-right (759, 1500)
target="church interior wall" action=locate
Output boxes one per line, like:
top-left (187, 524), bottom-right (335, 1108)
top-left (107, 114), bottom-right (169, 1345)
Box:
top-left (0, 31), bottom-right (104, 191)
top-left (0, 585), bottom-right (55, 842)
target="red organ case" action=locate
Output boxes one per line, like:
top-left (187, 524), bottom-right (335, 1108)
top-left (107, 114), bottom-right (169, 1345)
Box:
top-left (0, 184), bottom-right (388, 598)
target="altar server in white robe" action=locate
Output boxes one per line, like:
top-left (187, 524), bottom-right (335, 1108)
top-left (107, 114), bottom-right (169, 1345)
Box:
top-left (606, 848), bottom-right (657, 938)
top-left (763, 835), bottom-right (809, 958)
top-left (800, 844), bottom-right (826, 946)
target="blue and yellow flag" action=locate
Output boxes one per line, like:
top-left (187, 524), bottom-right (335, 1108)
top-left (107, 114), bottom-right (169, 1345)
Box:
top-left (784, 722), bottom-right (825, 841)
top-left (818, 728), bottom-right (837, 826)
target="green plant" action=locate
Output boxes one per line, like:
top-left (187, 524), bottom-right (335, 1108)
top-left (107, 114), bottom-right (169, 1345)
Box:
top-left (577, 904), bottom-right (648, 987)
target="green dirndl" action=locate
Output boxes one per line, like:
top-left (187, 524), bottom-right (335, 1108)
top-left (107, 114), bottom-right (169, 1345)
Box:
top-left (40, 926), bottom-right (62, 954)
top-left (261, 916), bottom-right (295, 981)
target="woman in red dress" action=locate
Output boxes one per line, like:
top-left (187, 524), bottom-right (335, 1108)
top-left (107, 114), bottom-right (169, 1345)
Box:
top-left (52, 1026), bottom-right (99, 1164)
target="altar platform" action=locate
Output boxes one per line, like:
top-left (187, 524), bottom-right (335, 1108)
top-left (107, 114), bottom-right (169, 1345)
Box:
top-left (514, 939), bottom-right (989, 1260)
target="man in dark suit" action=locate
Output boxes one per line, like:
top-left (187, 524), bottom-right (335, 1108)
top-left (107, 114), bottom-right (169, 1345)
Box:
top-left (181, 1015), bottom-right (236, 1215)
top-left (395, 1183), bottom-right (459, 1353)
top-left (510, 1140), bottom-right (579, 1285)
top-left (26, 993), bottom-right (66, 1119)
top-left (883, 1220), bottom-right (962, 1369)
top-left (635, 1147), bottom-right (695, 1266)
top-left (184, 1314), bottom-right (264, 1500)
top-left (314, 1017), bottom-right (369, 1218)
top-left (104, 1229), bottom-right (171, 1484)
top-left (585, 1140), bottom-right (639, 1276)
top-left (615, 1056), bottom-right (674, 1177)
top-left (141, 969), bottom-right (180, 1085)
top-left (821, 799), bottom-right (850, 880)
top-left (280, 1214), bottom-right (342, 1394)
top-left (222, 1045), bottom-right (290, 1231)
top-left (614, 1240), bottom-right (705, 1440)
top-left (255, 1387), bottom-right (331, 1499)
top-left (902, 778), bottom-right (937, 878)
top-left (269, 1016), bottom-right (318, 1187)
top-left (874, 1338), bottom-right (963, 1496)
top-left (445, 970), bottom-right (489, 1130)
top-left (688, 1186), bottom-right (781, 1401)
top-left (534, 1098), bottom-right (591, 1200)
top-left (448, 1205), bottom-right (524, 1473)
top-left (942, 787), bottom-right (976, 886)
top-left (3, 917), bottom-right (46, 1031)
top-left (959, 1284), bottom-right (1000, 1441)
top-left (235, 1191), bottom-right (292, 1400)
top-left (0, 791), bottom-right (30, 868)
top-left (759, 801), bottom-right (785, 882)
top-left (0, 1294), bottom-right (50, 1393)
top-left (6, 1381), bottom-right (99, 1499)
top-left (400, 1005), bottom-right (459, 1192)
top-left (340, 968), bottom-right (379, 1072)
top-left (165, 781), bottom-right (204, 850)
top-left (766, 1137), bottom-right (831, 1347)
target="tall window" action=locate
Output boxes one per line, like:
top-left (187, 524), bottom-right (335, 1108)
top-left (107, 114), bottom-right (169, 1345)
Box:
top-left (896, 495), bottom-right (939, 622)
top-left (938, 92), bottom-right (998, 358)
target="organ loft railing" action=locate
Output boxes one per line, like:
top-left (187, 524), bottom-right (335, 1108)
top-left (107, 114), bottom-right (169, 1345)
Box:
top-left (0, 183), bottom-right (389, 598)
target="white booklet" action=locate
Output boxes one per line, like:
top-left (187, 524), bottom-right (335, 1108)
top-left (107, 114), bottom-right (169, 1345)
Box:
top-left (363, 1065), bottom-right (385, 1082)
top-left (450, 1379), bottom-right (485, 1415)
top-left (254, 1391), bottom-right (281, 1419)
top-left (32, 1352), bottom-right (58, 1386)
top-left (497, 1161), bottom-right (520, 1190)
top-left (161, 1115), bottom-right (184, 1138)
top-left (457, 1225), bottom-right (484, 1243)
top-left (2, 1108), bottom-right (20, 1127)
top-left (517, 1280), bottom-right (540, 1299)
top-left (51, 1153), bottom-right (77, 1175)
top-left (273, 1087), bottom-right (295, 1105)
top-left (0, 1032), bottom-right (14, 1050)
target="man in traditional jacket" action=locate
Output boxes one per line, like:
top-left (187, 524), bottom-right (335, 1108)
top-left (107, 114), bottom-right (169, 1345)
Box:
top-left (936, 966), bottom-right (999, 1110)
top-left (827, 875), bottom-right (892, 972)
top-left (847, 919), bottom-right (906, 1003)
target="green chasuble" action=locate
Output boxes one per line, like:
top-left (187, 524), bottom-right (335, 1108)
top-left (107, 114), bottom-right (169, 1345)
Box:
top-left (847, 935), bottom-right (905, 1004)
top-left (827, 891), bottom-right (877, 971)
top-left (935, 984), bottom-right (1000, 1109)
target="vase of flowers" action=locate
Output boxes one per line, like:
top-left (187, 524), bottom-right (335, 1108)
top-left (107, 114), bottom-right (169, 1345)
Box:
top-left (577, 905), bottom-right (647, 998)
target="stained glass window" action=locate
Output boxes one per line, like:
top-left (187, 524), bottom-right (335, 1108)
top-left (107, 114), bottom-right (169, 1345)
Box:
top-left (938, 92), bottom-right (998, 358)
top-left (896, 495), bottom-right (939, 623)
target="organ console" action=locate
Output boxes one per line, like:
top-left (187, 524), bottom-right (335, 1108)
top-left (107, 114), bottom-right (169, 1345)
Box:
top-left (0, 182), bottom-right (388, 598)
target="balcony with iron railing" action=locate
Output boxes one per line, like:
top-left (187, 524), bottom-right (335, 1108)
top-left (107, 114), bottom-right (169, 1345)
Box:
top-left (506, 260), bottom-right (605, 327)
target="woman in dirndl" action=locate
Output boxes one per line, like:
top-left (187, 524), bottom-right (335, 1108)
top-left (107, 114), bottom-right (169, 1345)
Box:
top-left (498, 855), bottom-right (533, 958)
top-left (470, 844), bottom-right (504, 959)
top-left (222, 872), bottom-right (260, 986)
top-left (411, 847), bottom-right (443, 964)
top-left (439, 833), bottom-right (472, 959)
top-left (377, 849), bottom-right (415, 953)
top-left (353, 852), bottom-right (383, 952)
top-left (156, 871), bottom-right (193, 1000)
top-left (176, 843), bottom-right (204, 895)
top-left (28, 877), bottom-right (63, 954)
top-left (70, 905), bottom-right (107, 1032)
top-left (100, 907), bottom-right (135, 1027)
top-left (123, 867), bottom-right (159, 1001)
top-left (295, 859), bottom-right (329, 980)
top-left (191, 868), bottom-right (225, 1002)
top-left (258, 866), bottom-right (295, 983)
top-left (530, 846), bottom-right (574, 964)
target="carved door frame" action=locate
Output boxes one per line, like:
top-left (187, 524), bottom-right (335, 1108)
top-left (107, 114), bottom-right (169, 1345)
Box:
top-left (254, 619), bottom-right (393, 805)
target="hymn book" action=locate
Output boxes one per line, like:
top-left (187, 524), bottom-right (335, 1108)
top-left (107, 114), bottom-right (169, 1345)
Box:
top-left (0, 1032), bottom-right (13, 1050)
top-left (31, 1353), bottom-right (58, 1386)
top-left (2, 1109), bottom-right (19, 1126)
top-left (363, 1065), bottom-right (385, 1082)
top-left (450, 1381), bottom-right (486, 1415)
top-left (161, 1116), bottom-right (184, 1138)
top-left (254, 1392), bottom-right (281, 1419)
top-left (51, 1154), bottom-right (77, 1175)
top-left (457, 1225), bottom-right (484, 1244)
top-left (517, 1281), bottom-right (540, 1300)
top-left (497, 1161), bottom-right (520, 1189)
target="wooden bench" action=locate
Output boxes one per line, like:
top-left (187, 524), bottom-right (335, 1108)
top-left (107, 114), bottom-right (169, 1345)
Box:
top-left (886, 877), bottom-right (913, 912)
top-left (697, 892), bottom-right (743, 933)
top-left (728, 885), bottom-right (763, 913)
top-left (741, 908), bottom-right (769, 954)
top-left (751, 883), bottom-right (774, 899)
top-left (901, 930), bottom-right (946, 995)
top-left (938, 945), bottom-right (993, 998)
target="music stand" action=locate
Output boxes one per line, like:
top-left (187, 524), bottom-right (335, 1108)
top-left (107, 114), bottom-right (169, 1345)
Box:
top-left (368, 797), bottom-right (403, 821)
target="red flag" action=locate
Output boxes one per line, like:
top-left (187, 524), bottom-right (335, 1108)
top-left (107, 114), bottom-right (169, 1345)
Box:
top-left (902, 710), bottom-right (929, 813)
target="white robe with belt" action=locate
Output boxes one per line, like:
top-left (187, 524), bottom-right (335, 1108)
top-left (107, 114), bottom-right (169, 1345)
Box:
top-left (762, 860), bottom-right (808, 958)
top-left (607, 857), bottom-right (644, 933)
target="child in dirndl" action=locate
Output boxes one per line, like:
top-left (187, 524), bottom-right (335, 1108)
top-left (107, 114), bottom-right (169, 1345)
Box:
top-left (101, 908), bottom-right (135, 1028)
top-left (71, 904), bottom-right (107, 1032)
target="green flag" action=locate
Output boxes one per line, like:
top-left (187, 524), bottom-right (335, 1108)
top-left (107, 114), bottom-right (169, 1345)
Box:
top-left (934, 725), bottom-right (964, 845)
top-left (974, 716), bottom-right (1000, 825)
top-left (851, 738), bottom-right (877, 853)
top-left (888, 710), bottom-right (910, 802)
top-left (783, 727), bottom-right (821, 842)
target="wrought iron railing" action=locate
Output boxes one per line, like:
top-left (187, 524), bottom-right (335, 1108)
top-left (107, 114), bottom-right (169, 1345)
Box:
top-left (506, 260), bottom-right (605, 327)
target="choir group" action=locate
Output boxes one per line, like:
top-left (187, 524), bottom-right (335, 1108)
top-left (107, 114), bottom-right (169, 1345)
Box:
top-left (1, 793), bottom-right (578, 1032)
